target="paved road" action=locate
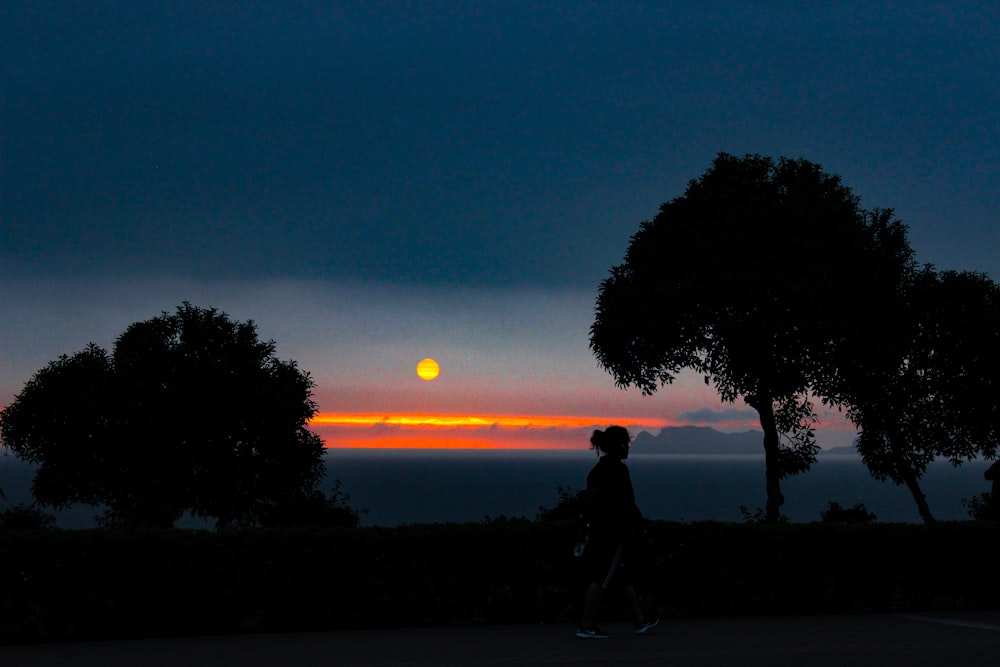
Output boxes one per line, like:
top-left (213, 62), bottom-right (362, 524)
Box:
top-left (3, 611), bottom-right (999, 666)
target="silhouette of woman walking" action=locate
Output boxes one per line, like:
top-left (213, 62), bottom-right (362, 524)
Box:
top-left (576, 426), bottom-right (658, 638)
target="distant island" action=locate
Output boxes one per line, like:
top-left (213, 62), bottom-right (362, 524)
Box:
top-left (632, 426), bottom-right (762, 455)
top-left (631, 426), bottom-right (859, 456)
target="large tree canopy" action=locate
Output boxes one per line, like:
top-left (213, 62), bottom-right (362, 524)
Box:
top-left (845, 268), bottom-right (1000, 522)
top-left (591, 153), bottom-right (914, 521)
top-left (0, 303), bottom-right (327, 528)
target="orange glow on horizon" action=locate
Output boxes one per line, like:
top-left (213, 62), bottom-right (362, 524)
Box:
top-left (308, 407), bottom-right (857, 449)
top-left (310, 412), bottom-right (681, 450)
top-left (310, 413), bottom-right (673, 429)
top-left (324, 435), bottom-right (552, 450)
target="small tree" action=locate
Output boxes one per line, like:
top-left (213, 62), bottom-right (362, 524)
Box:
top-left (0, 303), bottom-right (328, 528)
top-left (845, 269), bottom-right (1000, 522)
top-left (591, 153), bottom-right (913, 521)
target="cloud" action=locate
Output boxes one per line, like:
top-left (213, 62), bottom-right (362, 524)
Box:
top-left (677, 407), bottom-right (759, 427)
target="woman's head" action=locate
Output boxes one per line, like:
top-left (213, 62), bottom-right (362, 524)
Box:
top-left (590, 425), bottom-right (631, 459)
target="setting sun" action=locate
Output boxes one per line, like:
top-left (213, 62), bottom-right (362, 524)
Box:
top-left (416, 358), bottom-right (440, 381)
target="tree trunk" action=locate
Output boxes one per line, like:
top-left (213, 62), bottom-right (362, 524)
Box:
top-left (985, 464), bottom-right (1000, 520)
top-left (902, 471), bottom-right (935, 524)
top-left (754, 399), bottom-right (785, 522)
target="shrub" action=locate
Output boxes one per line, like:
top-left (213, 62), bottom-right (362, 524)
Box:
top-left (0, 503), bottom-right (56, 530)
top-left (2, 520), bottom-right (999, 644)
top-left (820, 502), bottom-right (877, 524)
top-left (962, 493), bottom-right (996, 521)
top-left (536, 486), bottom-right (586, 522)
top-left (739, 505), bottom-right (787, 524)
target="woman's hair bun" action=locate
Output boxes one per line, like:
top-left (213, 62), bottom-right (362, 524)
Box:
top-left (590, 425), bottom-right (630, 453)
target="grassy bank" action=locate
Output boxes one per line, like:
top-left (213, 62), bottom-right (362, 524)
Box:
top-left (2, 519), bottom-right (997, 644)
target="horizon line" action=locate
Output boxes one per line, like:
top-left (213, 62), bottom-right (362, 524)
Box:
top-left (309, 413), bottom-right (680, 429)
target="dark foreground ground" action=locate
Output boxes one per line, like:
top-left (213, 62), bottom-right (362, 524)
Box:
top-left (2, 611), bottom-right (999, 667)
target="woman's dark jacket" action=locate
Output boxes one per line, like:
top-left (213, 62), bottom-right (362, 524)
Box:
top-left (583, 455), bottom-right (644, 543)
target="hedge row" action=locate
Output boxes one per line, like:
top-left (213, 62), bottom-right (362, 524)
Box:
top-left (1, 519), bottom-right (998, 644)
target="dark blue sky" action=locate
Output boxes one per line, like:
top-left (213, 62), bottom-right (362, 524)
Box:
top-left (2, 2), bottom-right (998, 447)
top-left (5, 1), bottom-right (997, 287)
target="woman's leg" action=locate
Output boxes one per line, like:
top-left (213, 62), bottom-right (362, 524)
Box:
top-left (621, 584), bottom-right (646, 625)
top-left (580, 582), bottom-right (604, 628)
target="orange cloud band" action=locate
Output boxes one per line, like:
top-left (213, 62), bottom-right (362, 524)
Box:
top-left (310, 413), bottom-right (674, 429)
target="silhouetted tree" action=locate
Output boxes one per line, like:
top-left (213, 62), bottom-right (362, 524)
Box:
top-left (0, 303), bottom-right (327, 528)
top-left (844, 268), bottom-right (1000, 522)
top-left (259, 479), bottom-right (366, 529)
top-left (591, 153), bottom-right (913, 521)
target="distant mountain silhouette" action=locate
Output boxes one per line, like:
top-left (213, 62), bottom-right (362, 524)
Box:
top-left (631, 427), bottom-right (861, 456)
top-left (818, 445), bottom-right (859, 457)
top-left (631, 426), bottom-right (762, 455)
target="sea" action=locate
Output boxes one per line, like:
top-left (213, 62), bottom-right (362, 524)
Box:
top-left (1, 450), bottom-right (992, 528)
top-left (327, 449), bottom-right (992, 526)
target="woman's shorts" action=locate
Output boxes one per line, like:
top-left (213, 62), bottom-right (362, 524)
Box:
top-left (583, 539), bottom-right (633, 588)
